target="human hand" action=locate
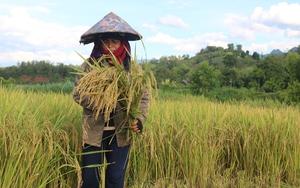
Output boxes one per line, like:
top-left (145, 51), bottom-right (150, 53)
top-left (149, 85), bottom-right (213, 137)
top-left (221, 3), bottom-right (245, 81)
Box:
top-left (130, 119), bottom-right (141, 133)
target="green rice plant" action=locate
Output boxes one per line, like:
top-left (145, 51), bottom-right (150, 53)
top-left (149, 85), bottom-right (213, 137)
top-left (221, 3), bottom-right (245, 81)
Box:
top-left (1, 87), bottom-right (299, 187)
top-left (127, 96), bottom-right (300, 187)
top-left (0, 86), bottom-right (82, 188)
top-left (15, 81), bottom-right (74, 93)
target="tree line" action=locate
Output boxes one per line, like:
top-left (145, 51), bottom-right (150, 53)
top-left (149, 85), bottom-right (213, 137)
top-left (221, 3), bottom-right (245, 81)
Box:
top-left (0, 60), bottom-right (75, 84)
top-left (1, 44), bottom-right (300, 103)
top-left (144, 44), bottom-right (300, 103)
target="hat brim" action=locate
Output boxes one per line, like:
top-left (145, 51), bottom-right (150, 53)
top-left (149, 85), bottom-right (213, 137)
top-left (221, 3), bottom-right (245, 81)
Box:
top-left (80, 32), bottom-right (142, 44)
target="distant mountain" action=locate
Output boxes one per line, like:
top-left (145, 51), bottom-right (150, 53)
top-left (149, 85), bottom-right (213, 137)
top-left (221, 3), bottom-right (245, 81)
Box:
top-left (270, 49), bottom-right (284, 56)
top-left (289, 47), bottom-right (299, 53)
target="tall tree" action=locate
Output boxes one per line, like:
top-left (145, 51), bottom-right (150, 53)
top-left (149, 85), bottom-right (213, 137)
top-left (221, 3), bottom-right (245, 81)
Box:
top-left (191, 61), bottom-right (220, 93)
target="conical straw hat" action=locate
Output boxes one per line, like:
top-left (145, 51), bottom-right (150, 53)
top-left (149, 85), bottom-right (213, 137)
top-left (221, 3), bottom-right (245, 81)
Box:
top-left (80, 12), bottom-right (142, 44)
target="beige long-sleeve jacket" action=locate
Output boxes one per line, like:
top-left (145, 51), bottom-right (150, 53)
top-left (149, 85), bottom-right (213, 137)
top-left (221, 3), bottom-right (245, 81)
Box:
top-left (72, 61), bottom-right (150, 147)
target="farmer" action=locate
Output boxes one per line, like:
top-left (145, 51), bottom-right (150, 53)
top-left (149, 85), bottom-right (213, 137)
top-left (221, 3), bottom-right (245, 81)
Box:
top-left (73, 12), bottom-right (149, 188)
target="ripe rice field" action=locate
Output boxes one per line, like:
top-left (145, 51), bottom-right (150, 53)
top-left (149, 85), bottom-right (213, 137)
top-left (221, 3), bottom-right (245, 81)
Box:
top-left (0, 86), bottom-right (299, 188)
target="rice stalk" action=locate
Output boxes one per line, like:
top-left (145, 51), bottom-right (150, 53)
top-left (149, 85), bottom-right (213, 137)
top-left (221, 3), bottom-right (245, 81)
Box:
top-left (73, 52), bottom-right (156, 123)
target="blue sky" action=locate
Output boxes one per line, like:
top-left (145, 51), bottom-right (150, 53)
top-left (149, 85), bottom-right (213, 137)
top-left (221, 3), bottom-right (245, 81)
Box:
top-left (1, 0), bottom-right (300, 66)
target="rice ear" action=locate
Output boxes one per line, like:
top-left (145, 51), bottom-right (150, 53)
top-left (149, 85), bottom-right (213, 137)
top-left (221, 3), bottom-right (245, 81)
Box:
top-left (74, 52), bottom-right (157, 124)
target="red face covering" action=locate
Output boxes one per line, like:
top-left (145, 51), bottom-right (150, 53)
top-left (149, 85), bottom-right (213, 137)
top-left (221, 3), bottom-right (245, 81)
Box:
top-left (100, 41), bottom-right (130, 64)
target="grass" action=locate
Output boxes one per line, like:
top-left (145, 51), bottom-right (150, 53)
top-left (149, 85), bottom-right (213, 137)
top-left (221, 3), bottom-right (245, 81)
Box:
top-left (14, 81), bottom-right (74, 94)
top-left (0, 86), bottom-right (299, 187)
top-left (0, 86), bottom-right (82, 188)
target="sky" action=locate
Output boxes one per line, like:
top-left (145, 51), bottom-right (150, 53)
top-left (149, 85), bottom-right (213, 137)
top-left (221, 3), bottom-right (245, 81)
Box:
top-left (1, 0), bottom-right (300, 67)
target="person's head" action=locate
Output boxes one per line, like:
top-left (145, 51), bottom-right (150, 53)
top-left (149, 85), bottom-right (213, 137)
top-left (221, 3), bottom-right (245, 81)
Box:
top-left (101, 38), bottom-right (121, 53)
top-left (90, 37), bottom-right (131, 66)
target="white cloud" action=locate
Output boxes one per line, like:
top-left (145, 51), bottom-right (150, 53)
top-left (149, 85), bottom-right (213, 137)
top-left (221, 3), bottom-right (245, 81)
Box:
top-left (159, 15), bottom-right (188, 29)
top-left (146, 31), bottom-right (299, 55)
top-left (147, 32), bottom-right (179, 45)
top-left (224, 13), bottom-right (283, 40)
top-left (251, 3), bottom-right (300, 29)
top-left (0, 6), bottom-right (87, 48)
top-left (225, 2), bottom-right (300, 40)
top-left (142, 23), bottom-right (158, 32)
top-left (246, 40), bottom-right (300, 54)
top-left (285, 29), bottom-right (300, 37)
top-left (0, 5), bottom-right (89, 65)
top-left (224, 14), bottom-right (256, 40)
top-left (0, 50), bottom-right (81, 65)
top-left (147, 32), bottom-right (228, 54)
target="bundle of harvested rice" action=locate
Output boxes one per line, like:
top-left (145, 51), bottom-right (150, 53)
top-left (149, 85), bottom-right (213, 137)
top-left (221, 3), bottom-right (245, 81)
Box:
top-left (74, 53), bottom-right (156, 124)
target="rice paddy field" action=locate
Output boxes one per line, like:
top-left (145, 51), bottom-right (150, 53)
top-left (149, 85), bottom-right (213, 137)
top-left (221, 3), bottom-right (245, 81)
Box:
top-left (0, 86), bottom-right (299, 188)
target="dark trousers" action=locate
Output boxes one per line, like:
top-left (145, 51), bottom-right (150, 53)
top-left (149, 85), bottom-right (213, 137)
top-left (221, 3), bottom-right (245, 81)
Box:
top-left (81, 130), bottom-right (130, 188)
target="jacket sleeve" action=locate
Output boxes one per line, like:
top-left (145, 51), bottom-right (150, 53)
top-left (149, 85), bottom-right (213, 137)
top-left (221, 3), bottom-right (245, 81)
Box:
top-left (136, 89), bottom-right (150, 131)
top-left (72, 62), bottom-right (93, 110)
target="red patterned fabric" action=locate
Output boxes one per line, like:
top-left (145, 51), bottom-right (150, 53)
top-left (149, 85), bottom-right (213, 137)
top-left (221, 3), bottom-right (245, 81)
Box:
top-left (100, 41), bottom-right (130, 64)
